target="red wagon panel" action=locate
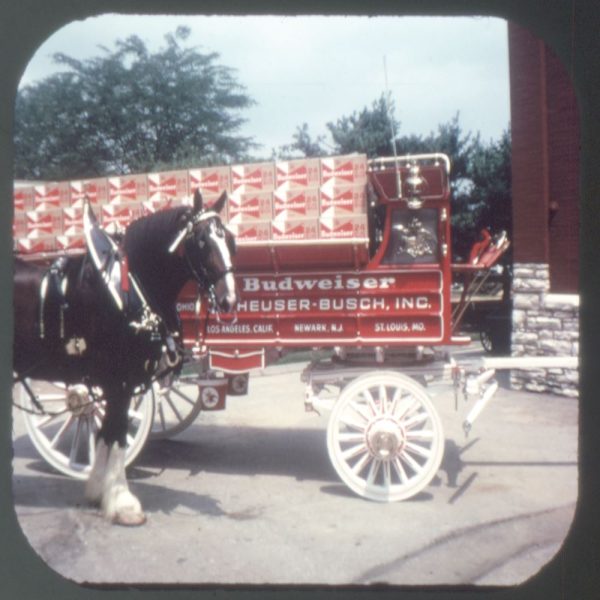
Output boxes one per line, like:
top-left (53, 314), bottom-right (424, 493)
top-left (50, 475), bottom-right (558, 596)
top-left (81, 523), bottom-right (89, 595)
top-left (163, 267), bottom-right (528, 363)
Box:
top-left (192, 267), bottom-right (448, 348)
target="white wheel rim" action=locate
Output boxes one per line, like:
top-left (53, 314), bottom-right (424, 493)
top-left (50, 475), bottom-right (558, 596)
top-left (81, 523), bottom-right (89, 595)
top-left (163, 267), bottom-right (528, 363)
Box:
top-left (149, 375), bottom-right (203, 440)
top-left (327, 371), bottom-right (444, 502)
top-left (18, 380), bottom-right (154, 480)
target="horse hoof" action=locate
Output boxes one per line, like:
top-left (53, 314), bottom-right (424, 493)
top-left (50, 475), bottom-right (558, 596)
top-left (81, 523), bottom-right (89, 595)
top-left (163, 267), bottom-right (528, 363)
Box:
top-left (103, 485), bottom-right (146, 526)
top-left (112, 510), bottom-right (147, 527)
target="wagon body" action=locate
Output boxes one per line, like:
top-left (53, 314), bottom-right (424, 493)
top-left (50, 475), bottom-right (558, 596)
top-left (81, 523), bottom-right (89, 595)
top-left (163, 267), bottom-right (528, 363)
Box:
top-left (176, 154), bottom-right (469, 373)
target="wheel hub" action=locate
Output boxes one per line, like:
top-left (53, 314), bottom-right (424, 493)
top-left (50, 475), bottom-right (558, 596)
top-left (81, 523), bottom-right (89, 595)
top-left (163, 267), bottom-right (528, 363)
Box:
top-left (66, 384), bottom-right (93, 416)
top-left (366, 418), bottom-right (405, 459)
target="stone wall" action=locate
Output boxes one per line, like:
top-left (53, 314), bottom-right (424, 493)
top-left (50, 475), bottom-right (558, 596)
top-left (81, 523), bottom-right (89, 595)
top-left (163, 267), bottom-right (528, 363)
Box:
top-left (511, 263), bottom-right (579, 397)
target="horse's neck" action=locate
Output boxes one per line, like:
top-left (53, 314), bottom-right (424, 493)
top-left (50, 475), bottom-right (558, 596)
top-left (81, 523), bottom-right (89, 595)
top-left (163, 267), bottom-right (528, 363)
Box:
top-left (143, 250), bottom-right (186, 294)
top-left (126, 242), bottom-right (189, 330)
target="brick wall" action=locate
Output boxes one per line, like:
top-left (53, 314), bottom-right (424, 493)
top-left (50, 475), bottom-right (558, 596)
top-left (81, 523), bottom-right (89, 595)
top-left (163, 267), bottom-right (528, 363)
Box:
top-left (508, 23), bottom-right (580, 396)
top-left (545, 49), bottom-right (580, 292)
top-left (508, 23), bottom-right (550, 264)
top-left (508, 22), bottom-right (580, 292)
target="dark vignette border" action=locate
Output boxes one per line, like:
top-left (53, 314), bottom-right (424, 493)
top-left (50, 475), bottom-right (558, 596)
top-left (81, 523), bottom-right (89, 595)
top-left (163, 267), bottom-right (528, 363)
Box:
top-left (1, 1), bottom-right (598, 600)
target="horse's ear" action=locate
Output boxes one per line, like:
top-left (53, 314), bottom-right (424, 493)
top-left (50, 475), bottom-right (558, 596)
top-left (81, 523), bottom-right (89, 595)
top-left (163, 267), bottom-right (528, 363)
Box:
top-left (193, 188), bottom-right (203, 213)
top-left (212, 191), bottom-right (227, 215)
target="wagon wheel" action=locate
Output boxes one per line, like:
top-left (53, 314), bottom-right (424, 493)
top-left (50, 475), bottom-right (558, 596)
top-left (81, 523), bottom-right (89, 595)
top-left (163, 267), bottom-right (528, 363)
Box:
top-left (327, 371), bottom-right (444, 502)
top-left (149, 373), bottom-right (204, 440)
top-left (17, 380), bottom-right (154, 481)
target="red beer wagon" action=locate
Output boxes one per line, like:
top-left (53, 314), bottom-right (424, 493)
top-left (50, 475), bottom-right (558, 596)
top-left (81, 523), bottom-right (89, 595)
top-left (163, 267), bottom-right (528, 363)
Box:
top-left (14, 153), bottom-right (510, 502)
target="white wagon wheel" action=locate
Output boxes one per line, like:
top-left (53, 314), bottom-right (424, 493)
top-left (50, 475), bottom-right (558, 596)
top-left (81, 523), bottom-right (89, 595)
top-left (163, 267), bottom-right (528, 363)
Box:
top-left (327, 371), bottom-right (444, 502)
top-left (149, 373), bottom-right (204, 440)
top-left (17, 380), bottom-right (154, 480)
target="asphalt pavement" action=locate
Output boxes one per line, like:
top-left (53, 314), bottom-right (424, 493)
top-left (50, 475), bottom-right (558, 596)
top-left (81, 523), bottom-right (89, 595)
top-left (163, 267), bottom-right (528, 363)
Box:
top-left (10, 344), bottom-right (578, 588)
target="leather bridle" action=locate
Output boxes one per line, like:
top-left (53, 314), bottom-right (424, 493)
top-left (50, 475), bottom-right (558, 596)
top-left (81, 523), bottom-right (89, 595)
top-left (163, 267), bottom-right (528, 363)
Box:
top-left (179, 215), bottom-right (235, 314)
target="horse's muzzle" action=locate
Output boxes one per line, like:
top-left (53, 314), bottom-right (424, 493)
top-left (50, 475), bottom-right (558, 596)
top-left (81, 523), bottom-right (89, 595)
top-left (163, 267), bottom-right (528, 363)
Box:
top-left (213, 272), bottom-right (238, 313)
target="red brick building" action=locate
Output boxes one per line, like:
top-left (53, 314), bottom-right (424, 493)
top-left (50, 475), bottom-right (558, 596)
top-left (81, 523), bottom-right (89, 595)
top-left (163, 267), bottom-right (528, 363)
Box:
top-left (509, 22), bottom-right (580, 293)
top-left (508, 22), bottom-right (579, 396)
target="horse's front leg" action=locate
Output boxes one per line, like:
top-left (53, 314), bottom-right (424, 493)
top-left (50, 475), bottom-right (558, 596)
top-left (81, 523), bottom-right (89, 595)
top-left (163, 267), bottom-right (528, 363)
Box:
top-left (85, 387), bottom-right (146, 526)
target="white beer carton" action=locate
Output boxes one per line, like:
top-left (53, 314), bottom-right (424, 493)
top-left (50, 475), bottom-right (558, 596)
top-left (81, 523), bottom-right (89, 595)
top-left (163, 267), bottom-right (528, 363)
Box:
top-left (273, 187), bottom-right (320, 218)
top-left (189, 166), bottom-right (232, 196)
top-left (229, 190), bottom-right (273, 221)
top-left (34, 182), bottom-right (71, 209)
top-left (101, 202), bottom-right (143, 229)
top-left (108, 174), bottom-right (148, 204)
top-left (26, 208), bottom-right (63, 236)
top-left (13, 185), bottom-right (35, 212)
top-left (319, 182), bottom-right (367, 214)
top-left (147, 170), bottom-right (189, 203)
top-left (227, 220), bottom-right (271, 243)
top-left (231, 162), bottom-right (275, 194)
top-left (69, 178), bottom-right (109, 207)
top-left (275, 158), bottom-right (321, 190)
top-left (272, 212), bottom-right (319, 241)
top-left (320, 154), bottom-right (368, 187)
top-left (319, 207), bottom-right (369, 240)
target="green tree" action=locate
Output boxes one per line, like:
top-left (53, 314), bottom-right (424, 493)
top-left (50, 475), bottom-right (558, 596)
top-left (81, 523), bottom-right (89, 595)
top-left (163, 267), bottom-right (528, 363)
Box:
top-left (14, 26), bottom-right (256, 180)
top-left (276, 122), bottom-right (327, 159)
top-left (326, 94), bottom-right (398, 158)
top-left (456, 129), bottom-right (512, 258)
top-left (275, 94), bottom-right (399, 160)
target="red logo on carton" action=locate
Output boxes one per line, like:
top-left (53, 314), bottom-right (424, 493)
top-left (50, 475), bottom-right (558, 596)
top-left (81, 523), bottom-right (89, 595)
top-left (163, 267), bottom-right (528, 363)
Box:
top-left (109, 178), bottom-right (146, 201)
top-left (275, 194), bottom-right (308, 215)
top-left (276, 165), bottom-right (308, 187)
top-left (321, 187), bottom-right (354, 208)
top-left (322, 161), bottom-right (366, 184)
top-left (230, 196), bottom-right (261, 219)
top-left (321, 220), bottom-right (354, 236)
top-left (148, 176), bottom-right (179, 196)
top-left (34, 186), bottom-right (64, 207)
top-left (233, 168), bottom-right (264, 190)
top-left (191, 172), bottom-right (220, 194)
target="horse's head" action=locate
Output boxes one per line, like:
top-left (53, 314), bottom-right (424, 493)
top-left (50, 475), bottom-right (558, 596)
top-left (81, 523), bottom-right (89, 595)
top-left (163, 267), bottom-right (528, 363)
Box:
top-left (169, 189), bottom-right (238, 314)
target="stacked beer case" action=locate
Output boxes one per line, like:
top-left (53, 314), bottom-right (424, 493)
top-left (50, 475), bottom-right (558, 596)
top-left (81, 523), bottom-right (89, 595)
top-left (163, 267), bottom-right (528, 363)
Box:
top-left (13, 154), bottom-right (370, 266)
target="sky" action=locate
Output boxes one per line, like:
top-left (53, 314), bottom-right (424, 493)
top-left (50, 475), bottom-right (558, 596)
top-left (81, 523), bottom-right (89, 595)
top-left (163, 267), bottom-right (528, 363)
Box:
top-left (18, 14), bottom-right (511, 155)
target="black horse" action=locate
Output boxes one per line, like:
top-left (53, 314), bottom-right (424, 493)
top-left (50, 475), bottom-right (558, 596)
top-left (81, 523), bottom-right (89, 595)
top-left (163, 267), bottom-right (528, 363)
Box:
top-left (13, 190), bottom-right (237, 525)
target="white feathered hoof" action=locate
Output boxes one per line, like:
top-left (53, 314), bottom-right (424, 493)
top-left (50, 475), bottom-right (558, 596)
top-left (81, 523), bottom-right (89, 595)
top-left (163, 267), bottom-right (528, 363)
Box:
top-left (85, 439), bottom-right (110, 506)
top-left (103, 484), bottom-right (147, 527)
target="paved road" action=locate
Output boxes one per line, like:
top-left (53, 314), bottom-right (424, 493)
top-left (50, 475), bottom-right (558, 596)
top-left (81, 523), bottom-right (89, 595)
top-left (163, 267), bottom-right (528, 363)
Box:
top-left (11, 347), bottom-right (578, 587)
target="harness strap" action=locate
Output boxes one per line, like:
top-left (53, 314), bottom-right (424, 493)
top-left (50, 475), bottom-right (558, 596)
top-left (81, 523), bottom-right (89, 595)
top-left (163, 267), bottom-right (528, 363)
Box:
top-left (39, 256), bottom-right (69, 341)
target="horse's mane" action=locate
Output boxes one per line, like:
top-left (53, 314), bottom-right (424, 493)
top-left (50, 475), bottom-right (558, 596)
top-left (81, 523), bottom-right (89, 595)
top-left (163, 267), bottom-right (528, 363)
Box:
top-left (124, 206), bottom-right (191, 257)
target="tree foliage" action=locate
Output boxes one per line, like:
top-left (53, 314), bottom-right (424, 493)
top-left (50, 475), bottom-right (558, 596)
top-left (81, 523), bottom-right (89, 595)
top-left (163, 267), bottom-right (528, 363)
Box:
top-left (455, 130), bottom-right (512, 258)
top-left (277, 98), bottom-right (511, 261)
top-left (278, 94), bottom-right (398, 160)
top-left (276, 123), bottom-right (327, 159)
top-left (14, 27), bottom-right (256, 179)
top-left (326, 94), bottom-right (398, 158)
